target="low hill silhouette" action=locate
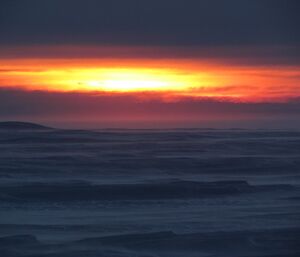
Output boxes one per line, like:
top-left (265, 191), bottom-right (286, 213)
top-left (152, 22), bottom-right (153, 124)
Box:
top-left (0, 121), bottom-right (52, 130)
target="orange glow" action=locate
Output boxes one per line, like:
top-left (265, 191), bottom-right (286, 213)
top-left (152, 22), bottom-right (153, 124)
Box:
top-left (0, 57), bottom-right (299, 102)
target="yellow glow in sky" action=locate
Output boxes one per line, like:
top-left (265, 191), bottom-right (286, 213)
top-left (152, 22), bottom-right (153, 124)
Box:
top-left (66, 69), bottom-right (204, 92)
top-left (0, 58), bottom-right (299, 102)
top-left (0, 62), bottom-right (217, 93)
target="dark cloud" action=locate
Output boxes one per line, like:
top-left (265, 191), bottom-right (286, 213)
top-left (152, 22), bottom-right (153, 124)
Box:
top-left (0, 45), bottom-right (299, 66)
top-left (0, 88), bottom-right (299, 128)
top-left (0, 0), bottom-right (299, 47)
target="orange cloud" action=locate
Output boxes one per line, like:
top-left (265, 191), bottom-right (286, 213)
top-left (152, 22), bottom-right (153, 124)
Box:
top-left (0, 46), bottom-right (299, 103)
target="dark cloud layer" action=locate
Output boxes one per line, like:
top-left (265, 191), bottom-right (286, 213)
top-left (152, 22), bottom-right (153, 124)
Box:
top-left (1, 45), bottom-right (299, 66)
top-left (0, 0), bottom-right (299, 46)
top-left (0, 88), bottom-right (299, 128)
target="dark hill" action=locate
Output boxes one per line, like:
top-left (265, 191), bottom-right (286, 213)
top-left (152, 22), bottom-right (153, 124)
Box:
top-left (0, 121), bottom-right (52, 130)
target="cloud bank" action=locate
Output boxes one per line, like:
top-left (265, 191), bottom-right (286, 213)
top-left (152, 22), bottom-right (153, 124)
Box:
top-left (0, 88), bottom-right (299, 128)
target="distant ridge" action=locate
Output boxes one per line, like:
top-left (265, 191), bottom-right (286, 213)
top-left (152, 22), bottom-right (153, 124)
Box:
top-left (0, 121), bottom-right (52, 130)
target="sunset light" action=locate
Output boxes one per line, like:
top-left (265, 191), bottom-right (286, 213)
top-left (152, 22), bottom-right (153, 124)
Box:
top-left (1, 2), bottom-right (299, 256)
top-left (1, 56), bottom-right (299, 102)
top-left (71, 69), bottom-right (191, 92)
top-left (0, 59), bottom-right (213, 93)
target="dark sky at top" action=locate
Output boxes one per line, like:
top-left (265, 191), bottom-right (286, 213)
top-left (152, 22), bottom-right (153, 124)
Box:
top-left (0, 0), bottom-right (299, 47)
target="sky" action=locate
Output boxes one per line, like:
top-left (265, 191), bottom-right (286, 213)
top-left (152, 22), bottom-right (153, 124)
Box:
top-left (0, 0), bottom-right (299, 128)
